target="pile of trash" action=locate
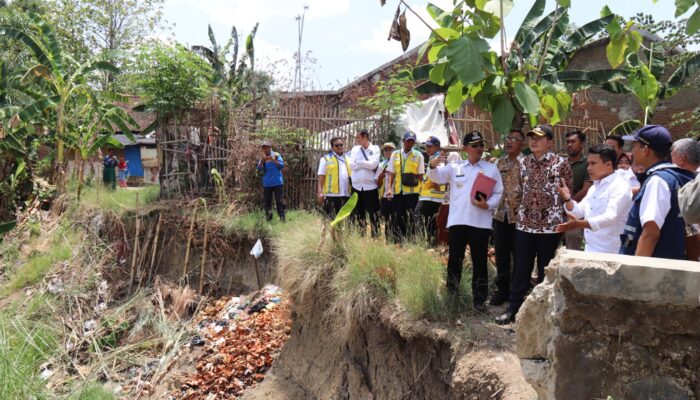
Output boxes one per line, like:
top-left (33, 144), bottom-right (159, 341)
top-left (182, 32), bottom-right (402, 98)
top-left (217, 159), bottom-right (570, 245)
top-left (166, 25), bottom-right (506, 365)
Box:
top-left (175, 285), bottom-right (291, 399)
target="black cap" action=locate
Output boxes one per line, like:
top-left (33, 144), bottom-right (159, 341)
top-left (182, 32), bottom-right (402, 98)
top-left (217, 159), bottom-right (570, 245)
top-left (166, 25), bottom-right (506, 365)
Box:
top-left (527, 125), bottom-right (554, 139)
top-left (622, 125), bottom-right (672, 153)
top-left (463, 131), bottom-right (484, 145)
top-left (424, 136), bottom-right (441, 147)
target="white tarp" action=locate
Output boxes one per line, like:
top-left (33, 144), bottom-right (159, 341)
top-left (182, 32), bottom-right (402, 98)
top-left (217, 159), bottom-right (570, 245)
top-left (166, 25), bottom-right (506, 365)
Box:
top-left (395, 94), bottom-right (448, 145)
top-left (310, 95), bottom-right (448, 150)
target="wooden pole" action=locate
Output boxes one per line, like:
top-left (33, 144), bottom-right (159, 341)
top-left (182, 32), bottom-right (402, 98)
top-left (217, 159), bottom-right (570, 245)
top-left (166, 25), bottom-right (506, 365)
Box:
top-left (252, 256), bottom-right (262, 290)
top-left (181, 200), bottom-right (199, 281)
top-left (147, 212), bottom-right (163, 285)
top-left (198, 207), bottom-right (209, 294)
top-left (128, 194), bottom-right (140, 294)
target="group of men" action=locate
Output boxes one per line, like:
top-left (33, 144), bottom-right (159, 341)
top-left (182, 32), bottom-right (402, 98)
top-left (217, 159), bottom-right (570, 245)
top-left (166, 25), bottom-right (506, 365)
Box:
top-left (259, 123), bottom-right (700, 324)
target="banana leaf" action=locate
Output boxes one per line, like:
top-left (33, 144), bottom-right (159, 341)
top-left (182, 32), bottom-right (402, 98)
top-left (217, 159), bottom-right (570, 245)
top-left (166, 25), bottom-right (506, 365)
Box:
top-left (545, 14), bottom-right (614, 72)
top-left (610, 119), bottom-right (642, 135)
top-left (664, 53), bottom-right (700, 98)
top-left (330, 192), bottom-right (358, 228)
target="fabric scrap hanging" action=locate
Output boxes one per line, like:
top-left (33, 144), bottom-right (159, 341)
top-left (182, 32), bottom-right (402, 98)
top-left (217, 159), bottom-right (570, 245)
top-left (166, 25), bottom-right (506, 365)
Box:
top-left (387, 5), bottom-right (410, 52)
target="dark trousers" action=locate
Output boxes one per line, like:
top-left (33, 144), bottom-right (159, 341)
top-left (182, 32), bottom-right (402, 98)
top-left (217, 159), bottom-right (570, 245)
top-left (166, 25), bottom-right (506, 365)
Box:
top-left (263, 185), bottom-right (285, 221)
top-left (493, 217), bottom-right (516, 298)
top-left (390, 193), bottom-right (419, 243)
top-left (447, 225), bottom-right (491, 305)
top-left (352, 188), bottom-right (381, 237)
top-left (508, 230), bottom-right (562, 313)
top-left (381, 198), bottom-right (393, 241)
top-left (323, 196), bottom-right (349, 219)
top-left (415, 200), bottom-right (441, 245)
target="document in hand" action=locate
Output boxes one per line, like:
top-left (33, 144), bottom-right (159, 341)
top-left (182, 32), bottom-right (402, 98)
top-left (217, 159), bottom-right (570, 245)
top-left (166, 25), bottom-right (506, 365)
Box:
top-left (470, 171), bottom-right (497, 200)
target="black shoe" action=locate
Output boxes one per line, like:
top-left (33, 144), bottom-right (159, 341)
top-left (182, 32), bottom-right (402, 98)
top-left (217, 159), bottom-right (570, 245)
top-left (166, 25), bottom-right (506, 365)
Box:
top-left (489, 292), bottom-right (508, 306)
top-left (473, 302), bottom-right (487, 313)
top-left (495, 311), bottom-right (516, 325)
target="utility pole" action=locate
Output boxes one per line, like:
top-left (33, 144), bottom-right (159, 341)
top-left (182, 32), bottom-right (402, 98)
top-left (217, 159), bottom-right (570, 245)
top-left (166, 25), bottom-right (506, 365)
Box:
top-left (293, 5), bottom-right (309, 92)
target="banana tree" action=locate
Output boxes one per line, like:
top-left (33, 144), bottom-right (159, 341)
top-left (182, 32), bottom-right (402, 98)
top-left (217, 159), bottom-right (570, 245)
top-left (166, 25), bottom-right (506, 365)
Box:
top-left (0, 13), bottom-right (122, 194)
top-left (600, 6), bottom-right (700, 134)
top-left (62, 99), bottom-right (138, 200)
top-left (407, 0), bottom-right (625, 135)
top-left (192, 23), bottom-right (261, 138)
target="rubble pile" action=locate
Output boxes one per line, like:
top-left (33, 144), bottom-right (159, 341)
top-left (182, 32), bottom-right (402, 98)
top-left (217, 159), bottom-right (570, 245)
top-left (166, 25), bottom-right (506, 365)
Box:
top-left (177, 285), bottom-right (292, 399)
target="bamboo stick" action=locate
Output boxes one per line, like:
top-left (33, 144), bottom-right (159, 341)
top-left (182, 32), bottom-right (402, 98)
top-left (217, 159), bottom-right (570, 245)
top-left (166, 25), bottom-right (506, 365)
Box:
top-left (128, 194), bottom-right (140, 294)
top-left (147, 212), bottom-right (163, 284)
top-left (198, 204), bottom-right (209, 294)
top-left (181, 200), bottom-right (199, 281)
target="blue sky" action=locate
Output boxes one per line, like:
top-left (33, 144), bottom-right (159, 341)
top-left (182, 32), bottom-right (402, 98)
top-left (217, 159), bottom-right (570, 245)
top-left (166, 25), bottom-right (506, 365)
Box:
top-left (161, 0), bottom-right (681, 90)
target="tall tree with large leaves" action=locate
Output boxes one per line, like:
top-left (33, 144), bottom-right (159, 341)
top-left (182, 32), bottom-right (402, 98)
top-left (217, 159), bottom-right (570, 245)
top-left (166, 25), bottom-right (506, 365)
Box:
top-left (601, 6), bottom-right (700, 134)
top-left (0, 13), bottom-right (133, 194)
top-left (405, 0), bottom-right (625, 135)
top-left (192, 23), bottom-right (272, 137)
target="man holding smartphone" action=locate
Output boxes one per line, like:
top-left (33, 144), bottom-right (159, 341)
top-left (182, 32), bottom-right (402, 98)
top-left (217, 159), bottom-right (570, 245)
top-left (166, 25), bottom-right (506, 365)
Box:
top-left (428, 131), bottom-right (503, 312)
top-left (256, 141), bottom-right (286, 222)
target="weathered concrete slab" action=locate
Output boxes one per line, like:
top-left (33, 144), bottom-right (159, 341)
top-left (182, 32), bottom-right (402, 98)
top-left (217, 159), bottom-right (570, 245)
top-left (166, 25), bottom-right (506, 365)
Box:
top-left (517, 250), bottom-right (700, 400)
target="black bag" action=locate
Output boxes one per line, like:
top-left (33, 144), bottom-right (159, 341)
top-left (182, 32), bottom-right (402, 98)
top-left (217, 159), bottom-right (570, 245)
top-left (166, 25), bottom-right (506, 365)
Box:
top-left (401, 173), bottom-right (420, 187)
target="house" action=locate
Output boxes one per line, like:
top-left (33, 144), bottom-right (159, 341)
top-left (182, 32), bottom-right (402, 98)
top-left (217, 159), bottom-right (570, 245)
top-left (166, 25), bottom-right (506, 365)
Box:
top-left (282, 35), bottom-right (699, 140)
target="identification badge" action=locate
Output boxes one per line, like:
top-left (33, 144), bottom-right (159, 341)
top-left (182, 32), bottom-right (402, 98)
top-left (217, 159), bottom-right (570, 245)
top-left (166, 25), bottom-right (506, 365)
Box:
top-left (456, 183), bottom-right (464, 189)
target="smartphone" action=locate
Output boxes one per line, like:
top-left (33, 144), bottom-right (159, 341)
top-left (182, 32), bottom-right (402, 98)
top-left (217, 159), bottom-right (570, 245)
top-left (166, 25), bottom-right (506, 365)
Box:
top-left (475, 191), bottom-right (486, 201)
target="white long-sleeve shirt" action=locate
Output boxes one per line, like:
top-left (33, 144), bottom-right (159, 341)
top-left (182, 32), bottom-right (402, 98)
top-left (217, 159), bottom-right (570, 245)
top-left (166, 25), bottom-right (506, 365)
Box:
top-left (567, 172), bottom-right (633, 253)
top-left (349, 144), bottom-right (380, 191)
top-left (428, 159), bottom-right (503, 230)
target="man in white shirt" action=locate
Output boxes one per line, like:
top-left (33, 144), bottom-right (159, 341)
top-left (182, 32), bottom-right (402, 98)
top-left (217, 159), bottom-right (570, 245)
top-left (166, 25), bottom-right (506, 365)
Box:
top-left (429, 131), bottom-right (503, 312)
top-left (317, 136), bottom-right (351, 218)
top-left (386, 132), bottom-right (425, 242)
top-left (555, 144), bottom-right (633, 254)
top-left (670, 138), bottom-right (700, 261)
top-left (619, 125), bottom-right (695, 259)
top-left (349, 129), bottom-right (381, 237)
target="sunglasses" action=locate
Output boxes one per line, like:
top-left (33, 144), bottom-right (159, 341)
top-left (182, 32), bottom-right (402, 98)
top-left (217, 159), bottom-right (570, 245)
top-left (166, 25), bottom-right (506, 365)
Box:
top-left (333, 143), bottom-right (344, 148)
top-left (505, 136), bottom-right (523, 142)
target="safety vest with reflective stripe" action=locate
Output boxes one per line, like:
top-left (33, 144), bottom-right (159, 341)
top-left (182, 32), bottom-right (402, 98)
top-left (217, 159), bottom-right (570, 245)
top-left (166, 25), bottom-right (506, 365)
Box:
top-left (419, 152), bottom-right (446, 201)
top-left (322, 153), bottom-right (352, 195)
top-left (392, 149), bottom-right (422, 194)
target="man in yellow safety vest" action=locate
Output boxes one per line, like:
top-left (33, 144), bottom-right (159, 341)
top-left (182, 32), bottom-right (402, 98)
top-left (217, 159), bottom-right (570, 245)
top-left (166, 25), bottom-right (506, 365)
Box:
top-left (416, 136), bottom-right (446, 246)
top-left (386, 132), bottom-right (425, 243)
top-left (317, 136), bottom-right (352, 218)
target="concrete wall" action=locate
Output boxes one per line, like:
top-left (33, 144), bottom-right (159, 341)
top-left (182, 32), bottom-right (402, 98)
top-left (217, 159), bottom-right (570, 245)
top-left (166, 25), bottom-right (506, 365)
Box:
top-left (517, 250), bottom-right (700, 400)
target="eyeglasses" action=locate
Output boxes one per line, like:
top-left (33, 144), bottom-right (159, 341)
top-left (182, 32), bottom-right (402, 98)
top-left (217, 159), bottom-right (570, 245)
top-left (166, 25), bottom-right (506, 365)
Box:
top-left (333, 143), bottom-right (344, 148)
top-left (505, 137), bottom-right (523, 142)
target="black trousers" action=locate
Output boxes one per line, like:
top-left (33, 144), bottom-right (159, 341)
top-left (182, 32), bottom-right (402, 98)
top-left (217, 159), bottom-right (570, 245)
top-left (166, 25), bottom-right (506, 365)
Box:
top-left (493, 217), bottom-right (516, 298)
top-left (508, 230), bottom-right (562, 313)
top-left (390, 193), bottom-right (419, 243)
top-left (263, 185), bottom-right (285, 221)
top-left (323, 196), bottom-right (349, 219)
top-left (352, 188), bottom-right (381, 237)
top-left (415, 200), bottom-right (441, 245)
top-left (447, 225), bottom-right (491, 305)
top-left (381, 198), bottom-right (393, 241)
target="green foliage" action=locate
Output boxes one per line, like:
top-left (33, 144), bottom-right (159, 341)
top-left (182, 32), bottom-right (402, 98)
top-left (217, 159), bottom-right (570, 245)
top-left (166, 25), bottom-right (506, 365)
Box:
top-left (416, 0), bottom-right (615, 134)
top-left (131, 42), bottom-right (213, 121)
top-left (603, 6), bottom-right (700, 125)
top-left (330, 193), bottom-right (358, 228)
top-left (1, 243), bottom-right (72, 296)
top-left (71, 183), bottom-right (159, 214)
top-left (357, 68), bottom-right (417, 143)
top-left (219, 209), bottom-right (309, 240)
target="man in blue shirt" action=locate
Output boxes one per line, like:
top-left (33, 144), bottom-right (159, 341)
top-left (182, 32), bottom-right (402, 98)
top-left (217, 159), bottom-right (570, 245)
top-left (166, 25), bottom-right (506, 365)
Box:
top-left (256, 141), bottom-right (286, 222)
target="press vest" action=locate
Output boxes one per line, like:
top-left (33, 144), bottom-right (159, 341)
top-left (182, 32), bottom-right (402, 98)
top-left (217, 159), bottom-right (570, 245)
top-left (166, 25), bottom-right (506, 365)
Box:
top-left (392, 149), bottom-right (422, 194)
top-left (419, 152), bottom-right (447, 202)
top-left (619, 163), bottom-right (694, 259)
top-left (322, 153), bottom-right (352, 195)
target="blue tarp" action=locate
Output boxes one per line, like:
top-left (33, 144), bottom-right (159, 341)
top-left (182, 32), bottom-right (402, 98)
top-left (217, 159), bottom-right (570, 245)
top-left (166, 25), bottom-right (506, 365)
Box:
top-left (124, 146), bottom-right (144, 177)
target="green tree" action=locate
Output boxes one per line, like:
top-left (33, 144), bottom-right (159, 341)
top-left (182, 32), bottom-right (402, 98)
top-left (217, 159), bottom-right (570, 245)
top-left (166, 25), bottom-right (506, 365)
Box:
top-left (192, 23), bottom-right (271, 137)
top-left (410, 0), bottom-right (621, 135)
top-left (357, 68), bottom-right (417, 143)
top-left (602, 6), bottom-right (700, 133)
top-left (0, 13), bottom-right (131, 194)
top-left (130, 41), bottom-right (213, 124)
top-left (42, 0), bottom-right (167, 90)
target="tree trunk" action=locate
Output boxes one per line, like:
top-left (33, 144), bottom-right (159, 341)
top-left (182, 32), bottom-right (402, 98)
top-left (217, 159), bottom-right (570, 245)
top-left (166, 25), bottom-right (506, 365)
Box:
top-left (77, 156), bottom-right (85, 201)
top-left (56, 105), bottom-right (66, 195)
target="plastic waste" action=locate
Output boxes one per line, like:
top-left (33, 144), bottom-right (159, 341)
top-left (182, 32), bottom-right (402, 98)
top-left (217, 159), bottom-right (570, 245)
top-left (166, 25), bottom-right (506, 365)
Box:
top-left (250, 239), bottom-right (263, 259)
